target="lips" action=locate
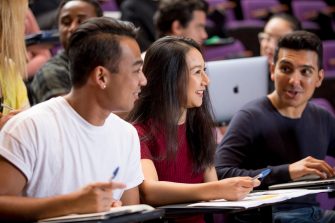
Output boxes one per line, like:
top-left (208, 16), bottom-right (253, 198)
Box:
top-left (285, 89), bottom-right (303, 98)
top-left (195, 90), bottom-right (205, 96)
top-left (133, 90), bottom-right (141, 100)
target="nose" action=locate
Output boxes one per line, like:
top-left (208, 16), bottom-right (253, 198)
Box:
top-left (289, 71), bottom-right (301, 86)
top-left (139, 70), bottom-right (147, 87)
top-left (202, 72), bottom-right (210, 86)
top-left (201, 28), bottom-right (208, 42)
top-left (68, 20), bottom-right (79, 34)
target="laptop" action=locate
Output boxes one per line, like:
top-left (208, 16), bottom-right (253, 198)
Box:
top-left (206, 56), bottom-right (268, 124)
top-left (269, 177), bottom-right (335, 190)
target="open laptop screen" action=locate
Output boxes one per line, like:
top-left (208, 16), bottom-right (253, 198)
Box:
top-left (206, 56), bottom-right (268, 124)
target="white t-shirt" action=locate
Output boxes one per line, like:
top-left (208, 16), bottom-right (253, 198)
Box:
top-left (0, 97), bottom-right (143, 199)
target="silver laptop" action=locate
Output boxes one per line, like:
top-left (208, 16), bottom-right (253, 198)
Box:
top-left (206, 56), bottom-right (268, 124)
top-left (269, 177), bottom-right (335, 190)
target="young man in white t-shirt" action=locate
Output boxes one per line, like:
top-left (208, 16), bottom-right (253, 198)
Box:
top-left (0, 17), bottom-right (147, 221)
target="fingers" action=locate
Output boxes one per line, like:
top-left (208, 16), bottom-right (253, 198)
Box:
top-left (302, 156), bottom-right (335, 178)
top-left (111, 200), bottom-right (122, 207)
top-left (235, 177), bottom-right (259, 188)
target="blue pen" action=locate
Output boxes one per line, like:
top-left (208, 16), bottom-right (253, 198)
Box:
top-left (110, 166), bottom-right (119, 181)
top-left (253, 168), bottom-right (271, 180)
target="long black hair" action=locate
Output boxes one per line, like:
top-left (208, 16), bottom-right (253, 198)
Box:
top-left (128, 36), bottom-right (216, 173)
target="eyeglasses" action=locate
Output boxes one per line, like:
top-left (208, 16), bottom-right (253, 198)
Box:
top-left (258, 32), bottom-right (280, 45)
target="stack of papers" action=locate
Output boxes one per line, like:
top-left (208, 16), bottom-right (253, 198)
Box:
top-left (38, 204), bottom-right (154, 223)
top-left (188, 189), bottom-right (331, 209)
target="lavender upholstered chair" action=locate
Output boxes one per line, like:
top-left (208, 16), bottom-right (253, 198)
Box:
top-left (101, 0), bottom-right (119, 11)
top-left (241, 0), bottom-right (280, 20)
top-left (310, 98), bottom-right (335, 116)
top-left (207, 0), bottom-right (237, 23)
top-left (203, 39), bottom-right (246, 61)
top-left (291, 0), bottom-right (327, 30)
top-left (316, 156), bottom-right (335, 210)
top-left (310, 98), bottom-right (335, 210)
top-left (322, 40), bottom-right (335, 78)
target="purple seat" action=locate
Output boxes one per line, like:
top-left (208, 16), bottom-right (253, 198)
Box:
top-left (101, 0), bottom-right (119, 11)
top-left (323, 40), bottom-right (335, 73)
top-left (203, 40), bottom-right (246, 61)
top-left (291, 0), bottom-right (327, 30)
top-left (310, 98), bottom-right (335, 116)
top-left (316, 156), bottom-right (335, 210)
top-left (207, 0), bottom-right (236, 22)
top-left (241, 0), bottom-right (280, 20)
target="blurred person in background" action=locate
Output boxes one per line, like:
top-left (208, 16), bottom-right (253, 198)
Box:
top-left (30, 0), bottom-right (103, 104)
top-left (0, 0), bottom-right (30, 129)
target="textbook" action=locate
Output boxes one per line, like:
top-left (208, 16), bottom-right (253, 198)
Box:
top-left (38, 204), bottom-right (154, 223)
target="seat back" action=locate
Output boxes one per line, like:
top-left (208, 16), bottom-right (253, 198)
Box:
top-left (292, 0), bottom-right (327, 22)
top-left (241, 0), bottom-right (280, 20)
top-left (310, 98), bottom-right (335, 116)
top-left (316, 156), bottom-right (335, 210)
top-left (323, 40), bottom-right (335, 72)
top-left (101, 0), bottom-right (119, 11)
top-left (203, 39), bottom-right (246, 61)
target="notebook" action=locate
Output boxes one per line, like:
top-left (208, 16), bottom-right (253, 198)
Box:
top-left (206, 56), bottom-right (268, 124)
top-left (269, 177), bottom-right (335, 190)
top-left (38, 204), bottom-right (155, 223)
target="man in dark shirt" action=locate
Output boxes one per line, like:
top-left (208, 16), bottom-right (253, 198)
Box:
top-left (215, 31), bottom-right (335, 222)
top-left (30, 0), bottom-right (103, 104)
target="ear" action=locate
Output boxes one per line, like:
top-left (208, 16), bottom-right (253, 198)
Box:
top-left (315, 69), bottom-right (324, 88)
top-left (270, 63), bottom-right (275, 81)
top-left (91, 66), bottom-right (108, 89)
top-left (171, 20), bottom-right (183, 36)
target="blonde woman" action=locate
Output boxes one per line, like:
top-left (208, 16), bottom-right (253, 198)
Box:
top-left (0, 0), bottom-right (30, 129)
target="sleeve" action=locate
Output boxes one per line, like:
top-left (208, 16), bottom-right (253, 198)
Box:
top-left (214, 110), bottom-right (291, 188)
top-left (122, 126), bottom-right (144, 190)
top-left (133, 124), bottom-right (153, 160)
top-left (0, 117), bottom-right (37, 181)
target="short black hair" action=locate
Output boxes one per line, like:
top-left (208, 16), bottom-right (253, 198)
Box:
top-left (57, 0), bottom-right (103, 21)
top-left (154, 0), bottom-right (208, 38)
top-left (273, 31), bottom-right (323, 70)
top-left (67, 17), bottom-right (138, 87)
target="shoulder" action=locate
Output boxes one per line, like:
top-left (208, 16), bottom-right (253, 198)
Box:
top-left (35, 51), bottom-right (69, 77)
top-left (107, 114), bottom-right (139, 136)
top-left (306, 101), bottom-right (335, 121)
top-left (237, 97), bottom-right (270, 116)
top-left (2, 98), bottom-right (62, 135)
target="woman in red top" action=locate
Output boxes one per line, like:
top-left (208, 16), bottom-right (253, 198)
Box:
top-left (128, 36), bottom-right (259, 221)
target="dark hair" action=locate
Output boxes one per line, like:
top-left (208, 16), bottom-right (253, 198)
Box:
top-left (57, 0), bottom-right (103, 21)
top-left (268, 13), bottom-right (302, 31)
top-left (67, 17), bottom-right (138, 87)
top-left (154, 0), bottom-right (208, 38)
top-left (273, 30), bottom-right (323, 70)
top-left (128, 36), bottom-right (216, 173)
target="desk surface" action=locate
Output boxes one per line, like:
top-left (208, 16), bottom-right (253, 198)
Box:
top-left (93, 209), bottom-right (165, 223)
top-left (37, 209), bottom-right (165, 223)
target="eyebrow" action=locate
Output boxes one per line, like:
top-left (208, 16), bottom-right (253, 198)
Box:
top-left (133, 59), bottom-right (143, 66)
top-left (279, 60), bottom-right (316, 71)
top-left (190, 65), bottom-right (203, 70)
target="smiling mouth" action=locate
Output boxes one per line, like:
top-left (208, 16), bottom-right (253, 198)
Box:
top-left (196, 90), bottom-right (205, 96)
